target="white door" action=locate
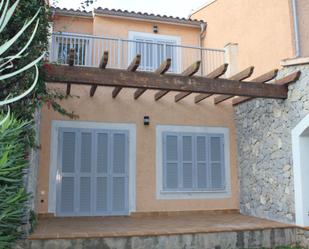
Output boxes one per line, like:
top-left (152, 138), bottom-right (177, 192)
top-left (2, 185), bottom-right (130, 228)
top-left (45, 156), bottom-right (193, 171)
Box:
top-left (56, 128), bottom-right (129, 216)
top-left (292, 114), bottom-right (309, 226)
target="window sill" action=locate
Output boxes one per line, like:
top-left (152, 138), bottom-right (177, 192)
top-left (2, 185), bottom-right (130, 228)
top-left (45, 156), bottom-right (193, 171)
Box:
top-left (161, 189), bottom-right (227, 194)
top-left (157, 189), bottom-right (231, 200)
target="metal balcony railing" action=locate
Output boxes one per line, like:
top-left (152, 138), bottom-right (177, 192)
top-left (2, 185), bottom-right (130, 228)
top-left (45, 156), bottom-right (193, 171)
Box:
top-left (50, 32), bottom-right (226, 76)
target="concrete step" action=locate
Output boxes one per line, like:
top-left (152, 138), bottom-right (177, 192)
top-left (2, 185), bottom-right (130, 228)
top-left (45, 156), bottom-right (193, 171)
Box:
top-left (16, 227), bottom-right (298, 249)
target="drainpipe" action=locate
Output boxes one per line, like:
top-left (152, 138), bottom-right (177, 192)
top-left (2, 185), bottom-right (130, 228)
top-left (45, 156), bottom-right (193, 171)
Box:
top-left (199, 22), bottom-right (207, 75)
top-left (291, 0), bottom-right (301, 57)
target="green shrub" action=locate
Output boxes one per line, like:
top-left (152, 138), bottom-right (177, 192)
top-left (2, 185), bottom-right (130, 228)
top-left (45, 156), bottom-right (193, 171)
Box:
top-left (0, 115), bottom-right (32, 249)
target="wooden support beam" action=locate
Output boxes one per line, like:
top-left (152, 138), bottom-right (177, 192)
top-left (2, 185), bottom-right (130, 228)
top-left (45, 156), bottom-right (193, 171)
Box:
top-left (66, 48), bottom-right (75, 95)
top-left (90, 51), bottom-right (109, 97)
top-left (214, 66), bottom-right (255, 104)
top-left (45, 64), bottom-right (289, 99)
top-left (134, 58), bottom-right (171, 100)
top-left (232, 69), bottom-right (280, 106)
top-left (155, 61), bottom-right (201, 101)
top-left (194, 63), bottom-right (229, 103)
top-left (274, 70), bottom-right (301, 85)
top-left (174, 61), bottom-right (202, 102)
top-left (232, 70), bottom-right (301, 106)
top-left (112, 54), bottom-right (141, 98)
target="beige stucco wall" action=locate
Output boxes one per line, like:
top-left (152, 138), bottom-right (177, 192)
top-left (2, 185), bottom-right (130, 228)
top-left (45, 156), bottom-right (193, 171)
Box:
top-left (39, 12), bottom-right (238, 215)
top-left (37, 86), bottom-right (239, 214)
top-left (52, 15), bottom-right (93, 34)
top-left (191, 0), bottom-right (295, 77)
top-left (297, 0), bottom-right (309, 57)
top-left (53, 14), bottom-right (200, 47)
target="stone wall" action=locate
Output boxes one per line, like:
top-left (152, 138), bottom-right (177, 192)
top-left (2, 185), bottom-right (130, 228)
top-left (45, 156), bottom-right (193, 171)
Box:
top-left (16, 228), bottom-right (297, 249)
top-left (234, 64), bottom-right (309, 223)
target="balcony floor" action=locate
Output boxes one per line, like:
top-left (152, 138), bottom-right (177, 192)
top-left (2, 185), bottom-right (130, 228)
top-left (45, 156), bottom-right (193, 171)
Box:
top-left (29, 211), bottom-right (295, 240)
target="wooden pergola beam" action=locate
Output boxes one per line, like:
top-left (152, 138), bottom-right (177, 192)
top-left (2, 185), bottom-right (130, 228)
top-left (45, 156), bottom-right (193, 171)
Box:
top-left (90, 51), bottom-right (109, 97)
top-left (174, 61), bottom-right (202, 102)
top-left (155, 61), bottom-right (201, 101)
top-left (66, 48), bottom-right (75, 95)
top-left (194, 63), bottom-right (229, 103)
top-left (274, 70), bottom-right (301, 85)
top-left (45, 64), bottom-right (289, 99)
top-left (112, 54), bottom-right (141, 98)
top-left (232, 71), bottom-right (301, 106)
top-left (232, 69), bottom-right (279, 105)
top-left (134, 58), bottom-right (171, 100)
top-left (214, 66), bottom-right (255, 104)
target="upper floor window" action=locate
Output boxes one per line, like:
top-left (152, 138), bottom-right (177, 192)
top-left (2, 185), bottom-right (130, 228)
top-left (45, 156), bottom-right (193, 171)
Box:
top-left (129, 32), bottom-right (180, 73)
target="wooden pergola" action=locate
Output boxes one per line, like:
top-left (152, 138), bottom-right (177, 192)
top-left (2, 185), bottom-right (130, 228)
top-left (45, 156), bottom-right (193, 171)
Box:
top-left (45, 50), bottom-right (301, 106)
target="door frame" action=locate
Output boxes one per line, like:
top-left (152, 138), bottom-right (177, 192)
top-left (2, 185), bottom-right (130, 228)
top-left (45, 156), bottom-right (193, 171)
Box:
top-left (48, 120), bottom-right (136, 216)
top-left (292, 113), bottom-right (309, 226)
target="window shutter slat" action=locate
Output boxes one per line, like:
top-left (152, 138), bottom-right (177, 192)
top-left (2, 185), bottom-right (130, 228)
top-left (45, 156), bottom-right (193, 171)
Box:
top-left (79, 177), bottom-right (91, 212)
top-left (96, 177), bottom-right (108, 212)
top-left (166, 135), bottom-right (178, 161)
top-left (113, 133), bottom-right (126, 174)
top-left (60, 177), bottom-right (75, 213)
top-left (62, 132), bottom-right (76, 173)
top-left (112, 177), bottom-right (126, 211)
top-left (166, 163), bottom-right (178, 189)
top-left (182, 136), bottom-right (193, 189)
top-left (111, 132), bottom-right (128, 213)
top-left (196, 136), bottom-right (207, 189)
top-left (210, 136), bottom-right (224, 189)
top-left (80, 132), bottom-right (92, 173)
top-left (97, 133), bottom-right (108, 173)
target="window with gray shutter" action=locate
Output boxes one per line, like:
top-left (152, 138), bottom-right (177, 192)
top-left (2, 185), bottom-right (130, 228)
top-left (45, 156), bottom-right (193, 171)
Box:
top-left (163, 132), bottom-right (225, 192)
top-left (57, 128), bottom-right (129, 216)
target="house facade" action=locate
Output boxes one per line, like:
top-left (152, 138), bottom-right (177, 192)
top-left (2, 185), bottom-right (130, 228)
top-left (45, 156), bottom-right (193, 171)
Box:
top-left (19, 2), bottom-right (309, 248)
top-left (36, 7), bottom-right (239, 218)
top-left (191, 0), bottom-right (309, 77)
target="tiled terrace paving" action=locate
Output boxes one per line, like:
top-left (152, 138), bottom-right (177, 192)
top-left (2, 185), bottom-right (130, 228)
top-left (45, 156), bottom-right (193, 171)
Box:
top-left (17, 211), bottom-right (302, 249)
top-left (30, 211), bottom-right (295, 239)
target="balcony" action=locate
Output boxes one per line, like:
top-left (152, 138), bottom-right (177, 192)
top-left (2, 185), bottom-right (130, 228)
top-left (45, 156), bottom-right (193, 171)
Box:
top-left (49, 32), bottom-right (226, 76)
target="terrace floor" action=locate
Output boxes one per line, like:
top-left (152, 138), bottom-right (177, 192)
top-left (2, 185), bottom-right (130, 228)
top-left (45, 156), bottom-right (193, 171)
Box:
top-left (29, 211), bottom-right (296, 240)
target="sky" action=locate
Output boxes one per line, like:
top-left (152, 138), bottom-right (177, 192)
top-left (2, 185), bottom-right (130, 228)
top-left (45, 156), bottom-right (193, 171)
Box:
top-left (54, 0), bottom-right (210, 18)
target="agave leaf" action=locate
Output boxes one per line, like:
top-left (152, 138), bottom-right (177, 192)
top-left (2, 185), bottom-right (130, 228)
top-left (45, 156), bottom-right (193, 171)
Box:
top-left (0, 8), bottom-right (40, 57)
top-left (0, 64), bottom-right (39, 106)
top-left (0, 18), bottom-right (39, 70)
top-left (0, 106), bottom-right (10, 126)
top-left (0, 0), bottom-right (9, 31)
top-left (0, 0), bottom-right (20, 32)
top-left (0, 53), bottom-right (43, 82)
top-left (0, 0), bottom-right (5, 14)
top-left (0, 60), bottom-right (13, 72)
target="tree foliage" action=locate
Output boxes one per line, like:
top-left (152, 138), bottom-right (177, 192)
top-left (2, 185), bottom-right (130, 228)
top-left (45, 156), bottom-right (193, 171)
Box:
top-left (0, 0), bottom-right (76, 124)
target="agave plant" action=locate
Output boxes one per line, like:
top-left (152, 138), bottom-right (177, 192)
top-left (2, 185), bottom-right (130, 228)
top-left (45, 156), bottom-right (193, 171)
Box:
top-left (0, 114), bottom-right (31, 249)
top-left (0, 0), bottom-right (44, 125)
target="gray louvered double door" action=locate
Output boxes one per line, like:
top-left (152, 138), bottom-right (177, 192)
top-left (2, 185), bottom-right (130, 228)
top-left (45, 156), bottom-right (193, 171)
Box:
top-left (57, 128), bottom-right (129, 216)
